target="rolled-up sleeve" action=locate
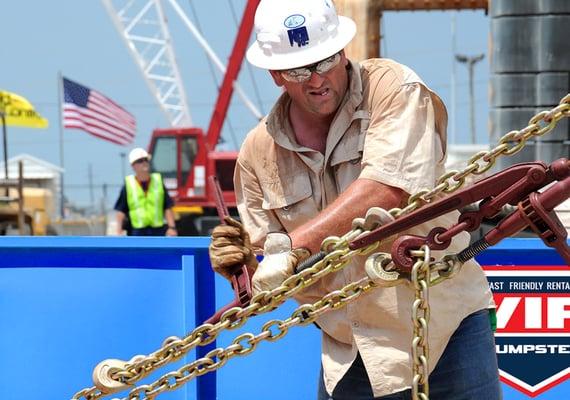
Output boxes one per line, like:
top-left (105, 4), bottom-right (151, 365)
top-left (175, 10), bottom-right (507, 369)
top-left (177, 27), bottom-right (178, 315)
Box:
top-left (234, 156), bottom-right (283, 251)
top-left (359, 82), bottom-right (447, 195)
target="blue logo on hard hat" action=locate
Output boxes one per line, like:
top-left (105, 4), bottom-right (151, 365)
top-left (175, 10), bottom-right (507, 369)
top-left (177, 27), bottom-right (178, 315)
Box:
top-left (284, 14), bottom-right (309, 48)
top-left (287, 27), bottom-right (309, 48)
top-left (284, 14), bottom-right (305, 29)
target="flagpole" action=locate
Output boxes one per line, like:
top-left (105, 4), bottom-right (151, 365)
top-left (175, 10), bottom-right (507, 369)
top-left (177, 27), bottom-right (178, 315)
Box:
top-left (57, 71), bottom-right (65, 218)
top-left (1, 111), bottom-right (8, 196)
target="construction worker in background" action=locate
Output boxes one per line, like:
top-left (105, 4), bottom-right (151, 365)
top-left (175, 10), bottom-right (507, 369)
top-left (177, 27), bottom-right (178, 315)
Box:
top-left (114, 147), bottom-right (177, 236)
top-left (209, 0), bottom-right (501, 399)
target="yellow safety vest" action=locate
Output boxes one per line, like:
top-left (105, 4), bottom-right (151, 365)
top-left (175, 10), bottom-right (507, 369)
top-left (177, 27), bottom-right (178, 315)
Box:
top-left (125, 173), bottom-right (165, 229)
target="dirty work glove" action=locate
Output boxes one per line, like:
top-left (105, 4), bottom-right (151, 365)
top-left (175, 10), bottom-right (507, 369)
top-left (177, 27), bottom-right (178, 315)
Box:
top-left (252, 232), bottom-right (311, 296)
top-left (209, 216), bottom-right (258, 281)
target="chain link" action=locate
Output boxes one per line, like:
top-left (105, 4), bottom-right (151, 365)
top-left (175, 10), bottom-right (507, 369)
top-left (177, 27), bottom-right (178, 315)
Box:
top-left (115, 277), bottom-right (378, 400)
top-left (388, 94), bottom-right (570, 219)
top-left (410, 247), bottom-right (431, 400)
top-left (73, 234), bottom-right (381, 400)
top-left (73, 94), bottom-right (570, 400)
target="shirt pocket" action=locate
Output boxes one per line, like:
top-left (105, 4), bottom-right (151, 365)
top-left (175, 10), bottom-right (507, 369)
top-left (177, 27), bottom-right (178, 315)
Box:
top-left (260, 172), bottom-right (318, 232)
top-left (330, 117), bottom-right (367, 193)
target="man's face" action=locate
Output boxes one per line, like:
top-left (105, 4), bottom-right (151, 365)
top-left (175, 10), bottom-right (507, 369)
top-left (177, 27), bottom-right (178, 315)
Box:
top-left (131, 158), bottom-right (150, 175)
top-left (270, 51), bottom-right (349, 118)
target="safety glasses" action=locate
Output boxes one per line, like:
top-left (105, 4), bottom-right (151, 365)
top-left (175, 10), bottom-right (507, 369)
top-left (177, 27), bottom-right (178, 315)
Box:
top-left (280, 52), bottom-right (341, 83)
top-left (133, 158), bottom-right (149, 165)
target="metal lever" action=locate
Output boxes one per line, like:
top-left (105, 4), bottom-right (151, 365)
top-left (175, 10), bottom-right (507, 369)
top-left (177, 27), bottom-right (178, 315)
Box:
top-left (349, 160), bottom-right (567, 251)
top-left (350, 159), bottom-right (570, 272)
top-left (205, 176), bottom-right (252, 325)
top-left (483, 175), bottom-right (570, 263)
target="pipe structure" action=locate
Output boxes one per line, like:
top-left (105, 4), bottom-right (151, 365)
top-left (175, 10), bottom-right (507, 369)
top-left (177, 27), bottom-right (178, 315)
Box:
top-left (378, 0), bottom-right (487, 11)
top-left (335, 0), bottom-right (488, 61)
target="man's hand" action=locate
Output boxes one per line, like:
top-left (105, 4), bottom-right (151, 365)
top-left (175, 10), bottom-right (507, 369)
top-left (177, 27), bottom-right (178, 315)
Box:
top-left (209, 216), bottom-right (258, 280)
top-left (252, 232), bottom-right (310, 296)
top-left (116, 211), bottom-right (127, 236)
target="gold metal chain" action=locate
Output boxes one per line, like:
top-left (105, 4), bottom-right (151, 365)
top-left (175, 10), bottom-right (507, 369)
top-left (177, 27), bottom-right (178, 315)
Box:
top-left (390, 94), bottom-right (570, 218)
top-left (411, 247), bottom-right (431, 400)
top-left (73, 93), bottom-right (569, 400)
top-left (114, 277), bottom-right (380, 400)
top-left (74, 234), bottom-right (382, 400)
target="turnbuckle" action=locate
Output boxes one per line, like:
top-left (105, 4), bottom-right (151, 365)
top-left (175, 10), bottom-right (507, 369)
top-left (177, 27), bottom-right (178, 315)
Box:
top-left (351, 158), bottom-right (570, 272)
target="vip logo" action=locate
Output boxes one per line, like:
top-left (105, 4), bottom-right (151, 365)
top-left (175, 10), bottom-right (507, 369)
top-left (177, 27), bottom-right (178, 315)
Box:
top-left (484, 266), bottom-right (570, 397)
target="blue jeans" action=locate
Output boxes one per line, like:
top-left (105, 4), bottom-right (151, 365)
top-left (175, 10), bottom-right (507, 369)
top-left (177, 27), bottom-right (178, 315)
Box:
top-left (318, 309), bottom-right (502, 400)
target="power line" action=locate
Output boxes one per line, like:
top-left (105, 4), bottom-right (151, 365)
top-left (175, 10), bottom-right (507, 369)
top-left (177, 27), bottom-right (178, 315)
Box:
top-left (187, 0), bottom-right (239, 149)
top-left (188, 0), bottom-right (220, 92)
top-left (227, 0), bottom-right (266, 116)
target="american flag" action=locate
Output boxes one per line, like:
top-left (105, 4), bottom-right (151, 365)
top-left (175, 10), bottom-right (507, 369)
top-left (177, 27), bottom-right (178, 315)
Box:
top-left (62, 77), bottom-right (136, 146)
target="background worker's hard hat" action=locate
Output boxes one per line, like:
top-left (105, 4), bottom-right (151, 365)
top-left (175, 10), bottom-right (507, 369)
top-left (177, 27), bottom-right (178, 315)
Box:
top-left (246, 0), bottom-right (356, 70)
top-left (128, 147), bottom-right (150, 165)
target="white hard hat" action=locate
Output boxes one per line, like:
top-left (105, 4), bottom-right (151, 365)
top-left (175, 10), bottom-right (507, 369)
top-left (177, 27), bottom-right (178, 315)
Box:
top-left (246, 0), bottom-right (356, 70)
top-left (128, 147), bottom-right (150, 164)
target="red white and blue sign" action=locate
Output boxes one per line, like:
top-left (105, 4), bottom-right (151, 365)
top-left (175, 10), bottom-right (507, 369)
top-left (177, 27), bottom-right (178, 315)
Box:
top-left (483, 265), bottom-right (570, 397)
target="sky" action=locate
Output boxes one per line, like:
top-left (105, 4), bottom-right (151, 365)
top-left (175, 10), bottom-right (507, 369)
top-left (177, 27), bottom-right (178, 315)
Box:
top-left (1, 1), bottom-right (489, 209)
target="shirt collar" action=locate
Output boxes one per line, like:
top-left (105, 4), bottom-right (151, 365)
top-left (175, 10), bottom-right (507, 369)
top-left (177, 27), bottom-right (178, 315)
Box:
top-left (265, 60), bottom-right (364, 152)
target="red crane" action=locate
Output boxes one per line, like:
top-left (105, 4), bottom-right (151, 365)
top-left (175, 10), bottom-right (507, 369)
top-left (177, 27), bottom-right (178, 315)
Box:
top-left (147, 0), bottom-right (260, 235)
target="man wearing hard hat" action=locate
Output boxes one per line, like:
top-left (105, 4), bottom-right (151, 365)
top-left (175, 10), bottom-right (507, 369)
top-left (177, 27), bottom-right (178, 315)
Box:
top-left (114, 147), bottom-right (177, 236)
top-left (209, 0), bottom-right (500, 399)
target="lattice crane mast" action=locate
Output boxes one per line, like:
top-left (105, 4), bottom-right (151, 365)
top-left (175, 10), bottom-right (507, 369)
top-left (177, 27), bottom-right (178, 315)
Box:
top-left (102, 0), bottom-right (192, 127)
top-left (102, 0), bottom-right (261, 235)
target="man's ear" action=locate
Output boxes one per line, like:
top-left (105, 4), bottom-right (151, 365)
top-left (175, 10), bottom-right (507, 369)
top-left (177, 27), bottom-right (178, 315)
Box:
top-left (340, 50), bottom-right (349, 67)
top-left (269, 70), bottom-right (285, 87)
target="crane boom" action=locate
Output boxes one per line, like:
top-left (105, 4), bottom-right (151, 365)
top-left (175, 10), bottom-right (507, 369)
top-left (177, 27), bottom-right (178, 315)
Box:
top-left (205, 0), bottom-right (260, 151)
top-left (101, 0), bottom-right (192, 127)
top-left (113, 0), bottom-right (261, 235)
top-left (166, 0), bottom-right (263, 122)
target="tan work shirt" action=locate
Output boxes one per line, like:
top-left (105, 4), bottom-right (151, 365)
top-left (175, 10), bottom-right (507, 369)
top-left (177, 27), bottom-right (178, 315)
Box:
top-left (234, 58), bottom-right (494, 397)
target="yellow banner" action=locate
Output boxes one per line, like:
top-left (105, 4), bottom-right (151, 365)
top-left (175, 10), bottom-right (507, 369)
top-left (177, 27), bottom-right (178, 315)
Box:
top-left (0, 90), bottom-right (48, 128)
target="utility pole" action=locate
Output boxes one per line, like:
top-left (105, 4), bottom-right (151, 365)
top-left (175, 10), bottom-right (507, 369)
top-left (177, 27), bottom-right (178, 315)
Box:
top-left (102, 183), bottom-right (108, 213)
top-left (455, 53), bottom-right (485, 144)
top-left (120, 152), bottom-right (126, 179)
top-left (0, 111), bottom-right (8, 196)
top-left (88, 163), bottom-right (94, 211)
top-left (57, 71), bottom-right (65, 218)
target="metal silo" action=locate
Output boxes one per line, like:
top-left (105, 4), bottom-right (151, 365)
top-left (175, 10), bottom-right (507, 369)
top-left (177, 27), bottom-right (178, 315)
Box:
top-left (490, 0), bottom-right (570, 169)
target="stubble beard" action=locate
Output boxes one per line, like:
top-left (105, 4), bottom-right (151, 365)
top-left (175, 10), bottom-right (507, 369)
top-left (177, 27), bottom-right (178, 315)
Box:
top-left (306, 89), bottom-right (341, 118)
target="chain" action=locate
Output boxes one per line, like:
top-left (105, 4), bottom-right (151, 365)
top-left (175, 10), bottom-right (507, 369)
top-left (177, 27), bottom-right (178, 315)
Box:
top-left (389, 93), bottom-right (570, 218)
top-left (73, 94), bottom-right (570, 400)
top-left (410, 247), bottom-right (431, 400)
top-left (113, 277), bottom-right (378, 400)
top-left (73, 232), bottom-right (382, 400)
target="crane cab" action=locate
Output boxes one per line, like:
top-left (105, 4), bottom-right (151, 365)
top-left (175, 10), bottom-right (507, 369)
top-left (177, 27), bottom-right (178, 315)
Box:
top-left (148, 127), bottom-right (238, 235)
